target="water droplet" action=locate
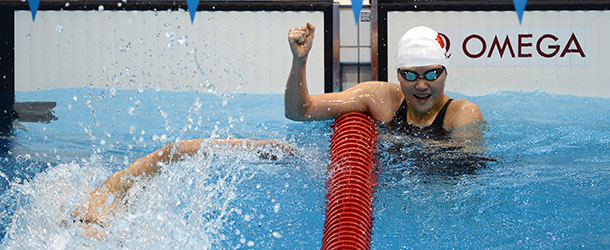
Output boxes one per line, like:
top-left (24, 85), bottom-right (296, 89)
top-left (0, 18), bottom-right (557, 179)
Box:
top-left (273, 203), bottom-right (280, 213)
top-left (247, 241), bottom-right (254, 247)
top-left (128, 107), bottom-right (135, 115)
top-left (56, 25), bottom-right (64, 32)
top-left (98, 5), bottom-right (104, 11)
top-left (177, 35), bottom-right (188, 46)
top-left (25, 33), bottom-right (31, 38)
top-left (272, 231), bottom-right (283, 238)
top-left (117, 2), bottom-right (122, 7)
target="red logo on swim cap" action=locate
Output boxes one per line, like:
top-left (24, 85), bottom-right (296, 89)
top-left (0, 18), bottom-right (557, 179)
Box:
top-left (436, 33), bottom-right (445, 49)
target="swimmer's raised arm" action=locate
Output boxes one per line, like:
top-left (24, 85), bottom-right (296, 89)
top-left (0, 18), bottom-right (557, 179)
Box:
top-left (285, 23), bottom-right (401, 121)
top-left (73, 138), bottom-right (294, 239)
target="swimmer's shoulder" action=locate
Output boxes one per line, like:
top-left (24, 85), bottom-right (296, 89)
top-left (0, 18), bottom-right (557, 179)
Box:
top-left (349, 81), bottom-right (402, 99)
top-left (445, 99), bottom-right (483, 129)
top-left (346, 81), bottom-right (403, 122)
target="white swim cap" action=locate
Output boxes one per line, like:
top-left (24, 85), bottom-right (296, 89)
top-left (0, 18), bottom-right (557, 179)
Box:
top-left (395, 26), bottom-right (448, 69)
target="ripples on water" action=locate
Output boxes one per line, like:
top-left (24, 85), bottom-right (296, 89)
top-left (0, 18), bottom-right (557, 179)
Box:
top-left (1, 90), bottom-right (610, 249)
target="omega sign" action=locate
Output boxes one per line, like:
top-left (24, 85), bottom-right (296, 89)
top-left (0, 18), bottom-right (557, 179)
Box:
top-left (437, 27), bottom-right (589, 66)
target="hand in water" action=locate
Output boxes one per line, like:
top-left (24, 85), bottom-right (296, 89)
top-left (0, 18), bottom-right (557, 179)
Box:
top-left (288, 22), bottom-right (316, 59)
top-left (253, 139), bottom-right (298, 160)
top-left (72, 186), bottom-right (117, 240)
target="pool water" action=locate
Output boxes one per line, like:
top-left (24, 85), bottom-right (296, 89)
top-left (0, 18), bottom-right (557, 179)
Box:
top-left (1, 88), bottom-right (609, 249)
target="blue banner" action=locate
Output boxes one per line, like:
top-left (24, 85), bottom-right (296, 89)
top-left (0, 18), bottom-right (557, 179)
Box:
top-left (28, 0), bottom-right (40, 21)
top-left (351, 0), bottom-right (363, 25)
top-left (513, 0), bottom-right (527, 24)
top-left (187, 0), bottom-right (199, 23)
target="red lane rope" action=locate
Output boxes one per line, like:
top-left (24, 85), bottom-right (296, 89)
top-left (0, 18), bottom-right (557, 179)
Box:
top-left (322, 112), bottom-right (378, 250)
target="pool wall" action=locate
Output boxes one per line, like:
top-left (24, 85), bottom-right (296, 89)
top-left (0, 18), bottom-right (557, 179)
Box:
top-left (14, 10), bottom-right (326, 94)
top-left (372, 0), bottom-right (610, 97)
top-left (386, 10), bottom-right (610, 97)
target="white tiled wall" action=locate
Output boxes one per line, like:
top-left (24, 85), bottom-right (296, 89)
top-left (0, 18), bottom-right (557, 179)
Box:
top-left (15, 10), bottom-right (326, 94)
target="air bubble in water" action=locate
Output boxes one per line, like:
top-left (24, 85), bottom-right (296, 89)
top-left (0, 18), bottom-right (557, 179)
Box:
top-left (128, 107), bottom-right (135, 115)
top-left (98, 5), bottom-right (104, 11)
top-left (129, 125), bottom-right (136, 134)
top-left (25, 33), bottom-right (31, 38)
top-left (64, 2), bottom-right (69, 7)
top-left (56, 25), bottom-right (64, 32)
top-left (117, 2), bottom-right (122, 7)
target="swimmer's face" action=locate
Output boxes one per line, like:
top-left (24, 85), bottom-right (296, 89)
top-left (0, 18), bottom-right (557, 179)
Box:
top-left (397, 64), bottom-right (447, 114)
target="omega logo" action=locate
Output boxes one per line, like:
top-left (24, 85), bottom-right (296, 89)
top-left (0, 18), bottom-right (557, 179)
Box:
top-left (440, 32), bottom-right (586, 59)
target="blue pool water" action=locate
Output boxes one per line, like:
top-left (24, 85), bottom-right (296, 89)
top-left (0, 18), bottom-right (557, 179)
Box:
top-left (1, 88), bottom-right (609, 249)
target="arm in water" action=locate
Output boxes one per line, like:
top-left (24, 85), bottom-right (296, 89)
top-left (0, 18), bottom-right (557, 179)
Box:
top-left (73, 138), bottom-right (295, 239)
top-left (285, 22), bottom-right (401, 122)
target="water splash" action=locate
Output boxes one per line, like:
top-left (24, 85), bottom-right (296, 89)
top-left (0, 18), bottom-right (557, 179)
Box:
top-left (190, 48), bottom-right (231, 105)
top-left (0, 144), bottom-right (296, 248)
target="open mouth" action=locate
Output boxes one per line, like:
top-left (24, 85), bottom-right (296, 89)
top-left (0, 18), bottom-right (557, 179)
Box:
top-left (413, 94), bottom-right (431, 103)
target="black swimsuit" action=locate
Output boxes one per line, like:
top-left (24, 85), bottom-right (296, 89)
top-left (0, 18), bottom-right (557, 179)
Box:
top-left (379, 98), bottom-right (495, 176)
top-left (384, 99), bottom-right (453, 139)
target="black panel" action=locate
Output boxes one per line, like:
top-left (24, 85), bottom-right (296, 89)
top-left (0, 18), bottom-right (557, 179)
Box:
top-left (377, 1), bottom-right (610, 11)
top-left (377, 5), bottom-right (387, 82)
top-left (0, 1), bottom-right (333, 11)
top-left (0, 10), bottom-right (14, 135)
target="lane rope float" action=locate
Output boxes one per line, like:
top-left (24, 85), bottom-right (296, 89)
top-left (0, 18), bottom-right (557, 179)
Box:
top-left (322, 112), bottom-right (378, 250)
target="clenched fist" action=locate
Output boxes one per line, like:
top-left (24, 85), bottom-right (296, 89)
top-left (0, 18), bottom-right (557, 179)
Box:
top-left (288, 22), bottom-right (316, 60)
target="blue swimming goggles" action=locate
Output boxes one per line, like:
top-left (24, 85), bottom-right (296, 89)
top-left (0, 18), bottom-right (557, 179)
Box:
top-left (398, 67), bottom-right (446, 82)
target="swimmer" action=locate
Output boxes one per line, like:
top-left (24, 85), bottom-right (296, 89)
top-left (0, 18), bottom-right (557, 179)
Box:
top-left (72, 138), bottom-right (295, 240)
top-left (286, 23), bottom-right (483, 139)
